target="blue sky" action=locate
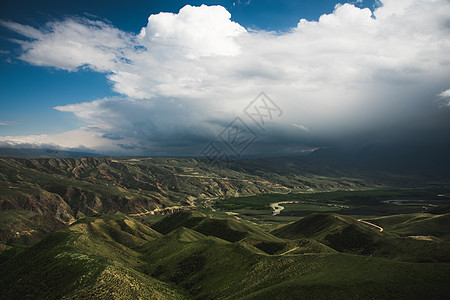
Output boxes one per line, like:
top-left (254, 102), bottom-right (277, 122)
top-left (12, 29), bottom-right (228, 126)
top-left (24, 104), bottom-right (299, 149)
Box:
top-left (0, 0), bottom-right (376, 136)
top-left (0, 0), bottom-right (449, 156)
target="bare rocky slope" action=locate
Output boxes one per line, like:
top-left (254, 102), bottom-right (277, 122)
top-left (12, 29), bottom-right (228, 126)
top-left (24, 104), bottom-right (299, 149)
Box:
top-left (0, 155), bottom-right (437, 245)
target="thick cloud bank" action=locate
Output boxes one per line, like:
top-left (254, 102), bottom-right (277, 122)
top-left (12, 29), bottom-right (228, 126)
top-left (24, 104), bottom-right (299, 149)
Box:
top-left (1, 1), bottom-right (450, 156)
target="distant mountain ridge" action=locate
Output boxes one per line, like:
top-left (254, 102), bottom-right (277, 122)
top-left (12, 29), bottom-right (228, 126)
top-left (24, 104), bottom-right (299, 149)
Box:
top-left (2, 142), bottom-right (450, 175)
top-left (0, 147), bottom-right (104, 158)
top-left (309, 142), bottom-right (450, 175)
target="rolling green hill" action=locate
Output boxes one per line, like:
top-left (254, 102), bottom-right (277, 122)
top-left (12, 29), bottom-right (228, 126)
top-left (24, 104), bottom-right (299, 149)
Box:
top-left (1, 213), bottom-right (450, 299)
top-left (0, 213), bottom-right (186, 299)
top-left (272, 213), bottom-right (450, 262)
top-left (368, 213), bottom-right (450, 239)
top-left (151, 211), bottom-right (281, 243)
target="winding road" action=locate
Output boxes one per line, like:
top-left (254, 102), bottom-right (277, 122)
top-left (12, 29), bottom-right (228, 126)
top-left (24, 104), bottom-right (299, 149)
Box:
top-left (357, 219), bottom-right (384, 232)
top-left (280, 247), bottom-right (299, 255)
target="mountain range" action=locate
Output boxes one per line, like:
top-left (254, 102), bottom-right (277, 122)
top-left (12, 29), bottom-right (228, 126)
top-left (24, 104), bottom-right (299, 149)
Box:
top-left (1, 153), bottom-right (450, 298)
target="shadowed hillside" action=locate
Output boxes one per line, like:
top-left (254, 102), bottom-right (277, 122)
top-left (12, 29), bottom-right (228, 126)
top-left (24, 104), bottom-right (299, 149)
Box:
top-left (1, 213), bottom-right (450, 299)
top-left (272, 213), bottom-right (450, 262)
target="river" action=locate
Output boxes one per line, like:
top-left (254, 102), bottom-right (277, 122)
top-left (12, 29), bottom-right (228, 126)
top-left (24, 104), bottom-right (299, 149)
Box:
top-left (270, 201), bottom-right (298, 216)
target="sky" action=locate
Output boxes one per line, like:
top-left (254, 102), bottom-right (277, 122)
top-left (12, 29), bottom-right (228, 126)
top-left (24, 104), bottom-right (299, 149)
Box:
top-left (0, 0), bottom-right (449, 157)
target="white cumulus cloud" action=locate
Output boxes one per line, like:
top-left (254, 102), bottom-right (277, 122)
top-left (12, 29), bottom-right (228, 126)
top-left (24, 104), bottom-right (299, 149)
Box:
top-left (0, 18), bottom-right (133, 72)
top-left (139, 4), bottom-right (246, 58)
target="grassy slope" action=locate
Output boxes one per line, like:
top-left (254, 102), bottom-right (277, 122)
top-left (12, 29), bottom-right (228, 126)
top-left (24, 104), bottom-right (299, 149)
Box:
top-left (0, 214), bottom-right (186, 300)
top-left (0, 209), bottom-right (66, 263)
top-left (241, 254), bottom-right (450, 300)
top-left (151, 211), bottom-right (289, 245)
top-left (271, 213), bottom-right (381, 240)
top-left (272, 213), bottom-right (450, 262)
top-left (140, 226), bottom-right (450, 299)
top-left (369, 213), bottom-right (450, 238)
top-left (146, 212), bottom-right (450, 298)
top-left (1, 212), bottom-right (450, 299)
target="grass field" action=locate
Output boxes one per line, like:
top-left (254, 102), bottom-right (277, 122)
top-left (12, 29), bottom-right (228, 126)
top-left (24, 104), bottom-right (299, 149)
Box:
top-left (212, 188), bottom-right (450, 229)
top-left (1, 211), bottom-right (450, 299)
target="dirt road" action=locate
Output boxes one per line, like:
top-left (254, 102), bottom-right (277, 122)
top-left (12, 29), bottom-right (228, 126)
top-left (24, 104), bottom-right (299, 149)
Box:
top-left (357, 219), bottom-right (384, 232)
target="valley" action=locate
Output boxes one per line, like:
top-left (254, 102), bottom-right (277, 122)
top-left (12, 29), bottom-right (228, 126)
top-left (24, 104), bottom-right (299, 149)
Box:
top-left (1, 156), bottom-right (450, 299)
